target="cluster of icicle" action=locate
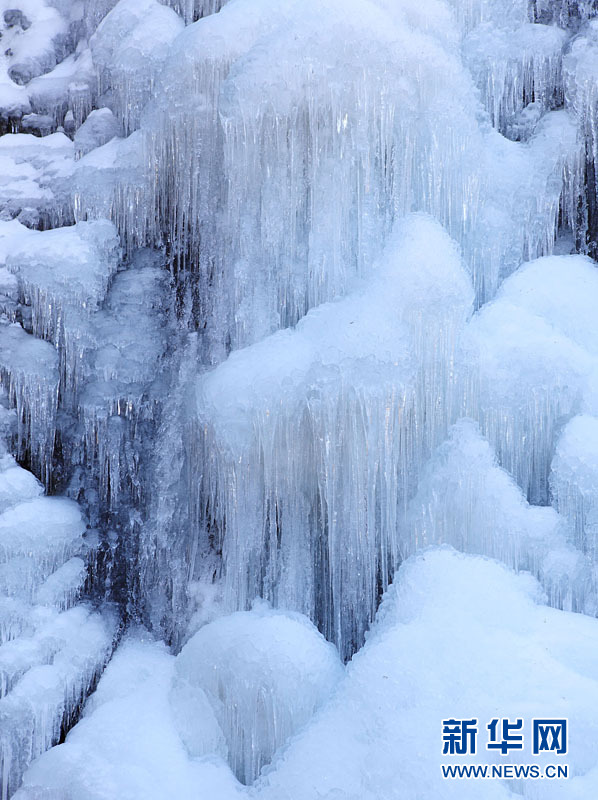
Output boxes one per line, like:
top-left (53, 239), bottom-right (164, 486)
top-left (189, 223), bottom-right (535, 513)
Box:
top-left (2, 0), bottom-right (598, 791)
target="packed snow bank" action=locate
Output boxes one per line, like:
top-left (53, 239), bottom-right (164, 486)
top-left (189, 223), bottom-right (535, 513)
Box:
top-left (16, 550), bottom-right (598, 800)
top-left (176, 605), bottom-right (343, 783)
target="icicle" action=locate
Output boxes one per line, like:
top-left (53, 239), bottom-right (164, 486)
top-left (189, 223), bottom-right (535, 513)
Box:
top-left (175, 605), bottom-right (343, 784)
top-left (406, 419), bottom-right (592, 612)
top-left (551, 415), bottom-right (598, 563)
top-left (6, 221), bottom-right (120, 410)
top-left (0, 607), bottom-right (115, 800)
top-left (90, 0), bottom-right (184, 136)
top-left (466, 110), bottom-right (584, 303)
top-left (464, 23), bottom-right (566, 136)
top-left (564, 20), bottom-right (598, 255)
top-left (164, 215), bottom-right (473, 659)
top-left (0, 323), bottom-right (59, 487)
top-left (140, 0), bottom-right (481, 353)
top-left (77, 260), bottom-right (170, 508)
top-left (465, 253), bottom-right (598, 504)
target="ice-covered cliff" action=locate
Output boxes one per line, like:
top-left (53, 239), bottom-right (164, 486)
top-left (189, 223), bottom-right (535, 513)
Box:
top-left (1, 0), bottom-right (598, 798)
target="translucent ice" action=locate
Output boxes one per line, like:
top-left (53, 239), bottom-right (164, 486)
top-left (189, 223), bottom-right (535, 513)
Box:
top-left (176, 605), bottom-right (342, 783)
top-left (73, 108), bottom-right (120, 159)
top-left (465, 252), bottom-right (598, 502)
top-left (6, 220), bottom-right (120, 407)
top-left (0, 322), bottom-right (58, 485)
top-left (90, 0), bottom-right (184, 134)
top-left (406, 419), bottom-right (591, 610)
top-left (79, 256), bottom-right (171, 507)
top-left (150, 215), bottom-right (473, 658)
top-left (141, 0), bottom-right (482, 351)
top-left (551, 414), bottom-right (598, 562)
top-left (464, 23), bottom-right (566, 135)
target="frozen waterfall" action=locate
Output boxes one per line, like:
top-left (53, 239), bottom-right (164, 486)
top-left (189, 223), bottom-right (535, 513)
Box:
top-left (1, 0), bottom-right (598, 798)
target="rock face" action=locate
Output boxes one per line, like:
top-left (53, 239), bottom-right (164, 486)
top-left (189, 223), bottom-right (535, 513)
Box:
top-left (2, 0), bottom-right (598, 798)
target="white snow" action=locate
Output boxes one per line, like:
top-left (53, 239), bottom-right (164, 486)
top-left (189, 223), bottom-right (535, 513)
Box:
top-left (15, 551), bottom-right (598, 800)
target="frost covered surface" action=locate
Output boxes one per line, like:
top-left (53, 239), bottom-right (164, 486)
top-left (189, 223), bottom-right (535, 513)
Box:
top-left (0, 133), bottom-right (74, 227)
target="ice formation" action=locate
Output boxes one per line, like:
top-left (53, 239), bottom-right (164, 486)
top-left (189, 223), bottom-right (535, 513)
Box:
top-left (406, 419), bottom-right (592, 610)
top-left (0, 401), bottom-right (116, 799)
top-left (465, 252), bottom-right (598, 503)
top-left (464, 23), bottom-right (567, 134)
top-left (0, 0), bottom-right (598, 796)
top-left (551, 414), bottom-right (598, 562)
top-left (152, 213), bottom-right (473, 660)
top-left (0, 133), bottom-right (75, 227)
top-left (176, 605), bottom-right (343, 783)
top-left (14, 551), bottom-right (598, 800)
top-left (90, 0), bottom-right (184, 135)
